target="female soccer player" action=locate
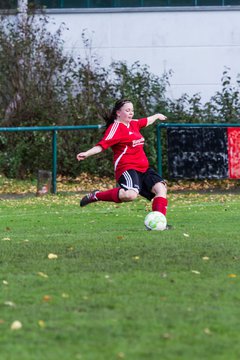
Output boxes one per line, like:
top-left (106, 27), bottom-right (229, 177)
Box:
top-left (77, 99), bottom-right (169, 225)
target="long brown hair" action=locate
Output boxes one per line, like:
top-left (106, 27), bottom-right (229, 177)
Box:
top-left (103, 99), bottom-right (132, 129)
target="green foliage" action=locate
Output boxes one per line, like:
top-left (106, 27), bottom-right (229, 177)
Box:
top-left (0, 132), bottom-right (52, 178)
top-left (0, 12), bottom-right (240, 179)
top-left (166, 68), bottom-right (240, 124)
top-left (205, 67), bottom-right (240, 123)
top-left (0, 12), bottom-right (76, 178)
top-left (0, 14), bottom-right (74, 125)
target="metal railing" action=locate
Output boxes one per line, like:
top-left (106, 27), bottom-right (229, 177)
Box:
top-left (0, 124), bottom-right (103, 193)
top-left (1, 122), bottom-right (239, 193)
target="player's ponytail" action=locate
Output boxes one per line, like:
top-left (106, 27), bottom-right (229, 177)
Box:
top-left (102, 99), bottom-right (132, 129)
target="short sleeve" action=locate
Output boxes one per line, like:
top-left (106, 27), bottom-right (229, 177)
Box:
top-left (96, 122), bottom-right (121, 150)
top-left (137, 118), bottom-right (148, 129)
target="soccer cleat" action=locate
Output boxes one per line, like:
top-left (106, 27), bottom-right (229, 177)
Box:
top-left (80, 190), bottom-right (99, 207)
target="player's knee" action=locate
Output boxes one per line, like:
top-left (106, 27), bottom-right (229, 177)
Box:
top-left (152, 181), bottom-right (167, 197)
top-left (120, 189), bottom-right (138, 202)
top-left (125, 191), bottom-right (138, 201)
top-left (160, 183), bottom-right (167, 197)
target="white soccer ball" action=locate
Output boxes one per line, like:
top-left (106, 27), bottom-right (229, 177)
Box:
top-left (144, 211), bottom-right (167, 231)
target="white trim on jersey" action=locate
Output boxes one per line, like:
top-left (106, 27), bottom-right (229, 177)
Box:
top-left (105, 122), bottom-right (119, 141)
top-left (114, 145), bottom-right (128, 171)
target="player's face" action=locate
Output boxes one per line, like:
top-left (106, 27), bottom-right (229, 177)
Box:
top-left (117, 102), bottom-right (134, 124)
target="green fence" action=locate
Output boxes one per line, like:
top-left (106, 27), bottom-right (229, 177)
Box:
top-left (0, 125), bottom-right (103, 193)
top-left (1, 123), bottom-right (240, 193)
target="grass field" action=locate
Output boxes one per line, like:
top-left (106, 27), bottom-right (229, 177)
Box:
top-left (1, 191), bottom-right (240, 360)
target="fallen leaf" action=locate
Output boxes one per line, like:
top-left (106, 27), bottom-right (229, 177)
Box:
top-left (228, 274), bottom-right (237, 278)
top-left (191, 270), bottom-right (201, 275)
top-left (183, 233), bottom-right (190, 237)
top-left (43, 295), bottom-right (52, 302)
top-left (4, 301), bottom-right (16, 307)
top-left (3, 280), bottom-right (8, 285)
top-left (38, 320), bottom-right (46, 328)
top-left (37, 272), bottom-right (48, 278)
top-left (61, 293), bottom-right (69, 298)
top-left (117, 352), bottom-right (125, 359)
top-left (204, 327), bottom-right (212, 335)
top-left (202, 256), bottom-right (210, 261)
top-left (132, 256), bottom-right (140, 260)
top-left (48, 253), bottom-right (58, 260)
top-left (2, 237), bottom-right (11, 241)
top-left (11, 321), bottom-right (22, 330)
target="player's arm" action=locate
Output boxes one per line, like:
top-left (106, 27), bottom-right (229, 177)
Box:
top-left (146, 113), bottom-right (167, 126)
top-left (77, 145), bottom-right (103, 161)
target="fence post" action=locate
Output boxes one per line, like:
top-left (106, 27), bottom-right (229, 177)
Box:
top-left (52, 130), bottom-right (57, 194)
top-left (156, 124), bottom-right (163, 176)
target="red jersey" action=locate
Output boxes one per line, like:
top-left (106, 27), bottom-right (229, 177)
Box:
top-left (96, 118), bottom-right (149, 181)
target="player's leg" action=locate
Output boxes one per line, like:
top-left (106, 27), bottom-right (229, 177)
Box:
top-left (151, 181), bottom-right (168, 216)
top-left (118, 170), bottom-right (139, 202)
top-left (140, 168), bottom-right (168, 216)
top-left (80, 188), bottom-right (121, 207)
top-left (151, 181), bottom-right (172, 229)
top-left (80, 170), bottom-right (140, 207)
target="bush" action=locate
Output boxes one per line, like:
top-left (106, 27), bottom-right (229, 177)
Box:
top-left (166, 67), bottom-right (240, 124)
top-left (0, 11), bottom-right (75, 177)
top-left (0, 11), bottom-right (239, 180)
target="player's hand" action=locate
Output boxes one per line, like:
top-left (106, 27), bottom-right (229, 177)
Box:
top-left (158, 114), bottom-right (167, 121)
top-left (76, 152), bottom-right (87, 161)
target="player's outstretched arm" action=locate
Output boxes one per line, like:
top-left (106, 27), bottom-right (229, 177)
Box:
top-left (147, 113), bottom-right (167, 126)
top-left (77, 145), bottom-right (103, 161)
